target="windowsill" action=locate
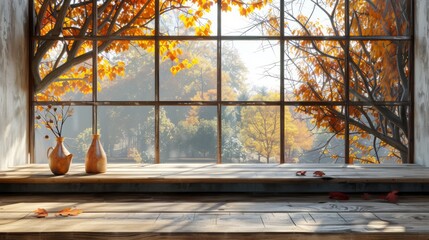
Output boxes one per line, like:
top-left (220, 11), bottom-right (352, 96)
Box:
top-left (1, 163), bottom-right (428, 184)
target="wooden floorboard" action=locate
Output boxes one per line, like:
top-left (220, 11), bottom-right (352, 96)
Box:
top-left (1, 194), bottom-right (429, 239)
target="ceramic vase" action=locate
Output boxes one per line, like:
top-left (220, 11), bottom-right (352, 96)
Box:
top-left (47, 137), bottom-right (73, 175)
top-left (85, 134), bottom-right (107, 174)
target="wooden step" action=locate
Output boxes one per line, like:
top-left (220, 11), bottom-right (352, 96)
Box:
top-left (1, 164), bottom-right (429, 193)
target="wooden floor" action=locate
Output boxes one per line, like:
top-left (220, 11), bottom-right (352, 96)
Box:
top-left (1, 193), bottom-right (429, 239)
top-left (2, 165), bottom-right (429, 239)
top-left (1, 163), bottom-right (429, 184)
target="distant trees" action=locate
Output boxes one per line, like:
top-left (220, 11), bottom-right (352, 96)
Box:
top-left (240, 93), bottom-right (314, 163)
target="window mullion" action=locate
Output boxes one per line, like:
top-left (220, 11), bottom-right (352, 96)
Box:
top-left (345, 0), bottom-right (351, 164)
top-left (155, 0), bottom-right (161, 164)
top-left (92, 0), bottom-right (98, 135)
top-left (280, 0), bottom-right (285, 164)
top-left (216, 0), bottom-right (222, 164)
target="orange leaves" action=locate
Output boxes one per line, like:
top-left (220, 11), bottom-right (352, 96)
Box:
top-left (33, 207), bottom-right (83, 218)
top-left (221, 1), bottom-right (232, 11)
top-left (33, 208), bottom-right (48, 218)
top-left (56, 207), bottom-right (83, 217)
top-left (97, 58), bottom-right (126, 82)
top-left (220, 0), bottom-right (267, 16)
top-left (295, 171), bottom-right (306, 176)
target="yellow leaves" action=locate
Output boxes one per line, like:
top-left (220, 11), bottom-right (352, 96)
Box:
top-left (170, 58), bottom-right (198, 75)
top-left (179, 13), bottom-right (197, 28)
top-left (195, 21), bottom-right (212, 36)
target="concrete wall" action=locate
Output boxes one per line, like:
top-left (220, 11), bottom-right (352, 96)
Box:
top-left (415, 0), bottom-right (429, 166)
top-left (0, 0), bottom-right (29, 169)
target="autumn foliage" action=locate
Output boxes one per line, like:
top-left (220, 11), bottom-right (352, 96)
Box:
top-left (33, 0), bottom-right (269, 98)
top-left (281, 0), bottom-right (411, 163)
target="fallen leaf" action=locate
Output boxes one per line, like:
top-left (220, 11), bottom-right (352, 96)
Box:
top-left (33, 208), bottom-right (48, 218)
top-left (56, 207), bottom-right (83, 217)
top-left (385, 190), bottom-right (399, 203)
top-left (295, 171), bottom-right (306, 176)
top-left (313, 171), bottom-right (326, 177)
top-left (362, 193), bottom-right (371, 200)
top-left (329, 192), bottom-right (350, 200)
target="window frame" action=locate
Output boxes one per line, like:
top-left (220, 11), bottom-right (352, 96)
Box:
top-left (29, 0), bottom-right (415, 164)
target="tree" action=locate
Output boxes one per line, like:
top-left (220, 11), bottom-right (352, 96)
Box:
top-left (33, 0), bottom-right (269, 99)
top-left (257, 0), bottom-right (410, 163)
top-left (240, 92), bottom-right (314, 163)
top-left (284, 108), bottom-right (314, 163)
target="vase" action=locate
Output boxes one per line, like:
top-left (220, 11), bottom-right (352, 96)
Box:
top-left (47, 137), bottom-right (73, 175)
top-left (85, 134), bottom-right (107, 174)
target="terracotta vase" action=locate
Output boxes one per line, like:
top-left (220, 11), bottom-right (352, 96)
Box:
top-left (47, 137), bottom-right (73, 175)
top-left (85, 134), bottom-right (107, 174)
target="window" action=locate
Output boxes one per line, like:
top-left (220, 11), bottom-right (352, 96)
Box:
top-left (32, 0), bottom-right (413, 164)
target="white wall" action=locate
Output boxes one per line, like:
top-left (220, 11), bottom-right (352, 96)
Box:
top-left (0, 0), bottom-right (29, 169)
top-left (415, 0), bottom-right (429, 166)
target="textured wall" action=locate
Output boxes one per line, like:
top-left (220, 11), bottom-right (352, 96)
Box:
top-left (415, 0), bottom-right (429, 166)
top-left (0, 0), bottom-right (29, 169)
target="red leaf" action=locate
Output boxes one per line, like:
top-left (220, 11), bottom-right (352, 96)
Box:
top-left (362, 193), bottom-right (371, 200)
top-left (33, 208), bottom-right (48, 218)
top-left (329, 192), bottom-right (350, 200)
top-left (385, 190), bottom-right (399, 203)
top-left (56, 207), bottom-right (83, 217)
top-left (295, 171), bottom-right (306, 176)
top-left (313, 171), bottom-right (326, 177)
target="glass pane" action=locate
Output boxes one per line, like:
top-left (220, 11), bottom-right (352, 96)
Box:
top-left (349, 105), bottom-right (409, 164)
top-left (34, 0), bottom-right (93, 36)
top-left (222, 0), bottom-right (280, 36)
top-left (285, 106), bottom-right (345, 164)
top-left (34, 105), bottom-right (91, 163)
top-left (350, 0), bottom-right (411, 36)
top-left (34, 40), bottom-right (93, 101)
top-left (160, 106), bottom-right (217, 163)
top-left (284, 0), bottom-right (345, 36)
top-left (98, 106), bottom-right (155, 164)
top-left (284, 40), bottom-right (345, 102)
top-left (349, 41), bottom-right (410, 102)
top-left (222, 40), bottom-right (280, 101)
top-left (285, 41), bottom-right (345, 101)
top-left (98, 41), bottom-right (155, 101)
top-left (160, 41), bottom-right (217, 101)
top-left (160, 0), bottom-right (217, 36)
top-left (222, 105), bottom-right (280, 163)
top-left (97, 0), bottom-right (155, 36)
